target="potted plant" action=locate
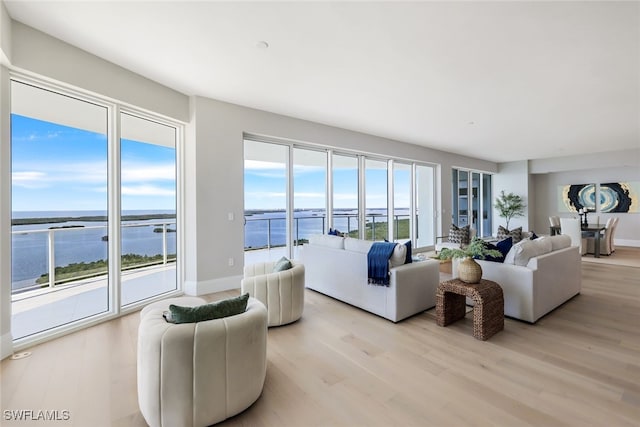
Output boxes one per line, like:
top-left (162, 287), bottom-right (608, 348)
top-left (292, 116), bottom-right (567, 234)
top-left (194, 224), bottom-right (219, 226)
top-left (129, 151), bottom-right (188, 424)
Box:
top-left (437, 237), bottom-right (502, 284)
top-left (494, 190), bottom-right (526, 229)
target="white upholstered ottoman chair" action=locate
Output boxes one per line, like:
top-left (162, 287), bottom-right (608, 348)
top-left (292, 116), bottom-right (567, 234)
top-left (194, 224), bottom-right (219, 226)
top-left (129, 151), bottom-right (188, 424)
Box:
top-left (241, 258), bottom-right (305, 327)
top-left (137, 295), bottom-right (267, 427)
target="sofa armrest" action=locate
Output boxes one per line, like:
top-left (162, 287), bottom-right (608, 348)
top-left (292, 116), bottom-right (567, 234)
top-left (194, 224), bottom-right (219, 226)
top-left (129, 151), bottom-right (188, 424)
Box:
top-left (388, 260), bottom-right (440, 321)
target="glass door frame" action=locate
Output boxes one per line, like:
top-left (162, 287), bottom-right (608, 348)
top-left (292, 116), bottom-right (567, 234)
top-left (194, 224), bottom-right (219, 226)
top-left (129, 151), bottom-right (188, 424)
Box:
top-left (9, 73), bottom-right (184, 349)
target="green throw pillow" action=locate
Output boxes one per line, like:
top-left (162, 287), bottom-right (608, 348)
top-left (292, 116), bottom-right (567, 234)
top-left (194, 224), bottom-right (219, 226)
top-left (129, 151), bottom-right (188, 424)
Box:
top-left (168, 293), bottom-right (249, 324)
top-left (272, 256), bottom-right (293, 272)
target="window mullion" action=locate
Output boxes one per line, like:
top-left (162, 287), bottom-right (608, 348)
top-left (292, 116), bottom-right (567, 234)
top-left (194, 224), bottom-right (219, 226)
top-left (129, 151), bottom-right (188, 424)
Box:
top-left (108, 105), bottom-right (121, 313)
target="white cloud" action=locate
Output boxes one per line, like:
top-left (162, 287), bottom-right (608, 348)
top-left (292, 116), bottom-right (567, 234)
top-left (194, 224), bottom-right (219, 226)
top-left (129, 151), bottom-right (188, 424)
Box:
top-left (293, 192), bottom-right (325, 199)
top-left (121, 163), bottom-right (175, 182)
top-left (248, 171), bottom-right (287, 179)
top-left (245, 191), bottom-right (286, 198)
top-left (244, 160), bottom-right (285, 170)
top-left (121, 185), bottom-right (175, 197)
top-left (12, 171), bottom-right (49, 189)
top-left (333, 193), bottom-right (358, 201)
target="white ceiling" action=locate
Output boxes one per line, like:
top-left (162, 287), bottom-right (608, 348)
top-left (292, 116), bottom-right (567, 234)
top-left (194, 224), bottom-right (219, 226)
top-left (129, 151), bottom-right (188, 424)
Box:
top-left (5, 1), bottom-right (640, 163)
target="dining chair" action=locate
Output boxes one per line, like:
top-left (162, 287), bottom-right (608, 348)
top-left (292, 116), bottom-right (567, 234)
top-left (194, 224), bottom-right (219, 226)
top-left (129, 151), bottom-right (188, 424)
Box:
top-left (559, 217), bottom-right (587, 255)
top-left (610, 217), bottom-right (620, 253)
top-left (587, 217), bottom-right (618, 256)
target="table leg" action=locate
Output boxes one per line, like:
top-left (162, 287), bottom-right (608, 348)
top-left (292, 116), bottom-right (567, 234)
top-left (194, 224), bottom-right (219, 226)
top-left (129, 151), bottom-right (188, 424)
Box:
top-left (436, 292), bottom-right (466, 326)
top-left (595, 231), bottom-right (601, 258)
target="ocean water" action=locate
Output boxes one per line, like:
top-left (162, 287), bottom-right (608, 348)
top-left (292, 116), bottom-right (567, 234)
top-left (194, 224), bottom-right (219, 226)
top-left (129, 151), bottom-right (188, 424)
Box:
top-left (11, 210), bottom-right (177, 289)
top-left (12, 209), bottom-right (405, 290)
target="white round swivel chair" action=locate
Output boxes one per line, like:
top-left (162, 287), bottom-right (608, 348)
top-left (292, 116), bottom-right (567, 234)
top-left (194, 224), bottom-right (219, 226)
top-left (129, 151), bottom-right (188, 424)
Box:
top-left (137, 296), bottom-right (267, 427)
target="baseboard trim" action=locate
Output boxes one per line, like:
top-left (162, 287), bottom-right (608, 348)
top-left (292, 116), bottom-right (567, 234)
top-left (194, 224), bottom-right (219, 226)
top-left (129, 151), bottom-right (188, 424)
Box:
top-left (184, 275), bottom-right (241, 296)
top-left (1, 332), bottom-right (13, 360)
top-left (616, 239), bottom-right (640, 248)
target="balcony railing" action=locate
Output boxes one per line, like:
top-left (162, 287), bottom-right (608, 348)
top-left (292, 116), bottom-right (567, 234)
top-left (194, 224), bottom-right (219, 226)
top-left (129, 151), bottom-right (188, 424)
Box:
top-left (11, 220), bottom-right (176, 295)
top-left (244, 214), bottom-right (412, 251)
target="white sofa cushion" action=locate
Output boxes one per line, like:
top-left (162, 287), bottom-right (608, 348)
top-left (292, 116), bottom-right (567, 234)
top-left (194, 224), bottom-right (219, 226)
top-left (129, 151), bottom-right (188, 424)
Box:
top-left (505, 237), bottom-right (553, 266)
top-left (309, 234), bottom-right (345, 249)
top-left (344, 237), bottom-right (374, 253)
top-left (344, 238), bottom-right (407, 267)
top-left (547, 234), bottom-right (571, 251)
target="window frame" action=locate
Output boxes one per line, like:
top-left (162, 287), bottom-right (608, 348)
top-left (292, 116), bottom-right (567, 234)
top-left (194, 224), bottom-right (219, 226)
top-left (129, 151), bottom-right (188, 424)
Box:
top-left (8, 73), bottom-right (185, 350)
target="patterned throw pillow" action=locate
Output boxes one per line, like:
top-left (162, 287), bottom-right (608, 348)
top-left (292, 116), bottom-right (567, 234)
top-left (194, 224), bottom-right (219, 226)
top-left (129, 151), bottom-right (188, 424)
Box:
top-left (497, 226), bottom-right (523, 243)
top-left (449, 224), bottom-right (470, 244)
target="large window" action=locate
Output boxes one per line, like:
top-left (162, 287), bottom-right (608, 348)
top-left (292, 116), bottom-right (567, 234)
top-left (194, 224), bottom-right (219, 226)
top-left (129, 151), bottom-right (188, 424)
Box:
top-left (416, 164), bottom-right (436, 248)
top-left (332, 154), bottom-right (359, 237)
top-left (452, 168), bottom-right (492, 237)
top-left (244, 138), bottom-right (438, 262)
top-left (392, 162), bottom-right (412, 242)
top-left (244, 140), bottom-right (288, 262)
top-left (120, 113), bottom-right (178, 306)
top-left (10, 79), bottom-right (181, 341)
top-left (364, 159), bottom-right (388, 240)
top-left (293, 148), bottom-right (327, 258)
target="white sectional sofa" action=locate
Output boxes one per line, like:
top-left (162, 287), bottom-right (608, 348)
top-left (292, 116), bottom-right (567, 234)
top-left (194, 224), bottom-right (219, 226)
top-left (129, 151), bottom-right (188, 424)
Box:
top-left (453, 235), bottom-right (581, 323)
top-left (299, 234), bottom-right (440, 322)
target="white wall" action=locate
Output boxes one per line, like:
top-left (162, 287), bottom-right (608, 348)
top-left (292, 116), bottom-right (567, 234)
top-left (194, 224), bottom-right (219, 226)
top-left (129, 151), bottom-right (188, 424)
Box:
top-left (185, 96), bottom-right (497, 294)
top-left (493, 160), bottom-right (532, 233)
top-left (532, 164), bottom-right (640, 246)
top-left (10, 22), bottom-right (189, 122)
top-left (0, 1), bottom-right (12, 65)
top-left (494, 152), bottom-right (640, 246)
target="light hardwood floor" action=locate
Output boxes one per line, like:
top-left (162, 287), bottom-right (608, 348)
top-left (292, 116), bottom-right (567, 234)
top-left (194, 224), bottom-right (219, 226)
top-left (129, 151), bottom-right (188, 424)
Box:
top-left (2, 258), bottom-right (639, 426)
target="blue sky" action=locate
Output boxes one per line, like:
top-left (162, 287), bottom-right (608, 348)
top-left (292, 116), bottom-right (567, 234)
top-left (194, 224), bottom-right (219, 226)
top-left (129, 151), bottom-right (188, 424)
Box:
top-left (244, 159), bottom-right (407, 211)
top-left (11, 114), bottom-right (176, 212)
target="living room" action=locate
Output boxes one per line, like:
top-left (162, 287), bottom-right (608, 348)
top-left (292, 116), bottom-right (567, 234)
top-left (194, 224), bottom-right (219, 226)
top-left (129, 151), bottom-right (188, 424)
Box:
top-left (1, 1), bottom-right (639, 426)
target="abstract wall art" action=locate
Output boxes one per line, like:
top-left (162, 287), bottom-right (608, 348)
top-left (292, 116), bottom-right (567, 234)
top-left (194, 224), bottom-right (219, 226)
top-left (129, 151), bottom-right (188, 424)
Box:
top-left (558, 183), bottom-right (596, 212)
top-left (599, 182), bottom-right (640, 213)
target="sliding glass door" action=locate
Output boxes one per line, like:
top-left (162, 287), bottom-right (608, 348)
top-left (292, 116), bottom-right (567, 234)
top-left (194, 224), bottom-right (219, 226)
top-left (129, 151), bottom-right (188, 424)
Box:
top-left (293, 148), bottom-right (327, 258)
top-left (332, 154), bottom-right (359, 237)
top-left (244, 140), bottom-right (288, 263)
top-left (452, 168), bottom-right (492, 237)
top-left (244, 139), bottom-right (438, 260)
top-left (393, 162), bottom-right (412, 242)
top-left (120, 113), bottom-right (178, 306)
top-left (364, 158), bottom-right (388, 240)
top-left (10, 81), bottom-right (110, 339)
top-left (416, 164), bottom-right (435, 248)
top-left (10, 79), bottom-right (182, 341)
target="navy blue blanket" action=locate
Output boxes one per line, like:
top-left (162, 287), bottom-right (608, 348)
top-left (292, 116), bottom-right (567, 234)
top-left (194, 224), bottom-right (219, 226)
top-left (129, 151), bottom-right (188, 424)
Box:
top-left (367, 242), bottom-right (397, 286)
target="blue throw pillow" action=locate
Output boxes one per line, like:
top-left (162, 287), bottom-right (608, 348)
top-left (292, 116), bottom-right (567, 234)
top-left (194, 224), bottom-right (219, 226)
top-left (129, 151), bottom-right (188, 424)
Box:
top-left (529, 231), bottom-right (539, 240)
top-left (475, 241), bottom-right (502, 262)
top-left (476, 237), bottom-right (512, 263)
top-left (404, 240), bottom-right (412, 264)
top-left (495, 237), bottom-right (513, 262)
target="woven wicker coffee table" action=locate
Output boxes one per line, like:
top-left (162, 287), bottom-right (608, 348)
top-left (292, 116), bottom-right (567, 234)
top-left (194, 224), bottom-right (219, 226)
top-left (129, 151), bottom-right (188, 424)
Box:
top-left (436, 278), bottom-right (504, 341)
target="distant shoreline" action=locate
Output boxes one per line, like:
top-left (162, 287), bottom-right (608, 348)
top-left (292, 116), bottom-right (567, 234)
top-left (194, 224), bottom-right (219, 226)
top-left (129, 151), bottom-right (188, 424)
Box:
top-left (12, 213), bottom-right (177, 226)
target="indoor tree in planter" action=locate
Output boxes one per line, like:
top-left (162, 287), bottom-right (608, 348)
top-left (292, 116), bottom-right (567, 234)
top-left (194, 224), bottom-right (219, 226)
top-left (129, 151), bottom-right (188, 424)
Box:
top-left (438, 237), bottom-right (502, 284)
top-left (494, 190), bottom-right (526, 229)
